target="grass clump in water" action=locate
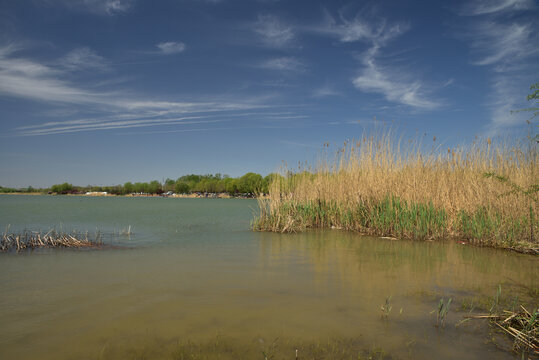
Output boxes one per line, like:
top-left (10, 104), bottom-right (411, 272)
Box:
top-left (253, 130), bottom-right (538, 253)
top-left (462, 285), bottom-right (538, 356)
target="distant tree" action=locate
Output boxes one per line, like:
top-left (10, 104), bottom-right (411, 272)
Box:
top-left (164, 178), bottom-right (175, 192)
top-left (175, 181), bottom-right (190, 194)
top-left (134, 182), bottom-right (145, 193)
top-left (124, 182), bottom-right (134, 194)
top-left (0, 186), bottom-right (17, 193)
top-left (237, 172), bottom-right (263, 194)
top-left (224, 177), bottom-right (238, 194)
top-left (148, 180), bottom-right (162, 194)
top-left (50, 182), bottom-right (73, 194)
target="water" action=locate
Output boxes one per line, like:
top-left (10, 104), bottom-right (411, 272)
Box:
top-left (0, 195), bottom-right (537, 359)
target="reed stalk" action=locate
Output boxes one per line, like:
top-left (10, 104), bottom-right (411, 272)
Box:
top-left (1, 230), bottom-right (102, 251)
top-left (253, 131), bottom-right (538, 252)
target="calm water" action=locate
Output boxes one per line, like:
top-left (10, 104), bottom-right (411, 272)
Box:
top-left (0, 195), bottom-right (537, 359)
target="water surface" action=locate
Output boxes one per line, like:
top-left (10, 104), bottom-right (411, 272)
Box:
top-left (0, 195), bottom-right (537, 359)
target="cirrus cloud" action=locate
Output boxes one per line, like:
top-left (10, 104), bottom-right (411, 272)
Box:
top-left (156, 41), bottom-right (186, 55)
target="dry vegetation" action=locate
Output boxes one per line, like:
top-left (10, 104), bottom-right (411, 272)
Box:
top-left (1, 229), bottom-right (102, 251)
top-left (254, 131), bottom-right (538, 252)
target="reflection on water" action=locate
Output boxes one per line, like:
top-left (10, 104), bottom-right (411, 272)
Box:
top-left (0, 196), bottom-right (537, 359)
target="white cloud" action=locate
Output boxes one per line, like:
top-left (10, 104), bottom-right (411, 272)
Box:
top-left (312, 12), bottom-right (436, 109)
top-left (458, 0), bottom-right (539, 131)
top-left (156, 42), bottom-right (186, 55)
top-left (16, 116), bottom-right (223, 136)
top-left (312, 85), bottom-right (339, 98)
top-left (470, 21), bottom-right (536, 70)
top-left (47, 0), bottom-right (133, 15)
top-left (353, 47), bottom-right (439, 109)
top-left (461, 0), bottom-right (534, 16)
top-left (61, 47), bottom-right (108, 71)
top-left (314, 11), bottom-right (409, 45)
top-left (0, 44), bottom-right (304, 136)
top-left (253, 14), bottom-right (295, 48)
top-left (258, 57), bottom-right (303, 71)
top-left (484, 76), bottom-right (531, 135)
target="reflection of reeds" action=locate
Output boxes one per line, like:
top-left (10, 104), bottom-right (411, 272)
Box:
top-left (1, 229), bottom-right (109, 251)
top-left (254, 131), bottom-right (538, 252)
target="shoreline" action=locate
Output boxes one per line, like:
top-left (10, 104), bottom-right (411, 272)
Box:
top-left (0, 192), bottom-right (259, 199)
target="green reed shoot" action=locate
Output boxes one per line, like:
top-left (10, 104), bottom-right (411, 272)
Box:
top-left (435, 298), bottom-right (452, 328)
top-left (490, 285), bottom-right (502, 314)
top-left (380, 296), bottom-right (392, 318)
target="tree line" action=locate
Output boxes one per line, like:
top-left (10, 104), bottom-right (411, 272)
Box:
top-left (1, 173), bottom-right (282, 196)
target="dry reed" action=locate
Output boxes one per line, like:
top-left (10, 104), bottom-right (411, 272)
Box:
top-left (254, 130), bottom-right (538, 252)
top-left (1, 229), bottom-right (102, 251)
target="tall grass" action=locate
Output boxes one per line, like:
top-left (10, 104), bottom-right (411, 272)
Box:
top-left (254, 131), bottom-right (538, 252)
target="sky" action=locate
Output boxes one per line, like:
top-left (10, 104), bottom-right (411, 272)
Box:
top-left (0, 0), bottom-right (538, 188)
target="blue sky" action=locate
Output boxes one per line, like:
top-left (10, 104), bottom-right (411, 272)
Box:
top-left (0, 0), bottom-right (537, 188)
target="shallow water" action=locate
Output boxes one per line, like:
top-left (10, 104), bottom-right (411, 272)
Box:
top-left (0, 195), bottom-right (537, 359)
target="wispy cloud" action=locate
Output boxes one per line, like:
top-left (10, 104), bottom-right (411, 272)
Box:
top-left (460, 0), bottom-right (534, 16)
top-left (458, 0), bottom-right (539, 132)
top-left (15, 117), bottom-right (223, 136)
top-left (45, 0), bottom-right (134, 15)
top-left (353, 47), bottom-right (440, 109)
top-left (312, 85), bottom-right (340, 98)
top-left (469, 21), bottom-right (537, 70)
top-left (61, 47), bottom-right (109, 71)
top-left (156, 41), bottom-right (186, 55)
top-left (258, 57), bottom-right (303, 71)
top-left (0, 44), bottom-right (307, 136)
top-left (485, 76), bottom-right (530, 135)
top-left (0, 45), bottom-right (106, 104)
top-left (314, 10), bottom-right (409, 45)
top-left (253, 14), bottom-right (295, 48)
top-left (313, 11), bottom-right (438, 109)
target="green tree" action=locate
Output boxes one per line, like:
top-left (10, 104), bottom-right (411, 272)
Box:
top-left (50, 182), bottom-right (73, 194)
top-left (134, 182), bottom-right (145, 193)
top-left (124, 182), bottom-right (134, 194)
top-left (237, 172), bottom-right (263, 194)
top-left (163, 178), bottom-right (175, 192)
top-left (148, 180), bottom-right (162, 194)
top-left (224, 178), bottom-right (238, 194)
top-left (175, 181), bottom-right (190, 194)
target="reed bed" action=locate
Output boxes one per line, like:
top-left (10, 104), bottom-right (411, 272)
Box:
top-left (254, 131), bottom-right (538, 252)
top-left (1, 229), bottom-right (102, 251)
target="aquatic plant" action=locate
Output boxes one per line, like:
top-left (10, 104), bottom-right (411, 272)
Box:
top-left (461, 285), bottom-right (538, 355)
top-left (380, 295), bottom-right (393, 318)
top-left (253, 130), bottom-right (538, 252)
top-left (1, 229), bottom-right (100, 251)
top-left (483, 171), bottom-right (538, 243)
top-left (0, 227), bottom-right (131, 252)
top-left (490, 284), bottom-right (502, 314)
top-left (434, 298), bottom-right (452, 328)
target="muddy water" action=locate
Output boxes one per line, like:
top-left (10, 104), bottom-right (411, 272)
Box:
top-left (0, 195), bottom-right (537, 359)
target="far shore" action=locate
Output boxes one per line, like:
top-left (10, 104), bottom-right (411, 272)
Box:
top-left (0, 192), bottom-right (261, 199)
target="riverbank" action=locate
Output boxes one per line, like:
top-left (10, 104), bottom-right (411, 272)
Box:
top-left (0, 192), bottom-right (258, 199)
top-left (253, 132), bottom-right (538, 254)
